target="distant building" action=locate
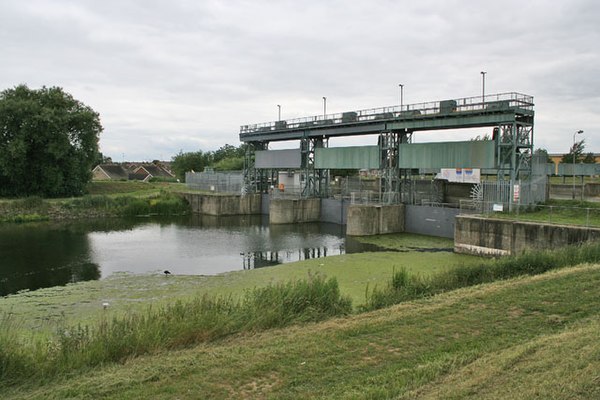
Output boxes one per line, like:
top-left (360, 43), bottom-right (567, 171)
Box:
top-left (133, 164), bottom-right (176, 181)
top-left (548, 153), bottom-right (600, 175)
top-left (92, 164), bottom-right (129, 180)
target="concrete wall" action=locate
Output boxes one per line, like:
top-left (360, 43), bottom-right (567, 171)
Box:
top-left (321, 198), bottom-right (349, 225)
top-left (269, 198), bottom-right (321, 224)
top-left (183, 193), bottom-right (261, 216)
top-left (261, 194), bottom-right (270, 215)
top-left (346, 204), bottom-right (404, 236)
top-left (455, 215), bottom-right (600, 256)
top-left (404, 205), bottom-right (460, 238)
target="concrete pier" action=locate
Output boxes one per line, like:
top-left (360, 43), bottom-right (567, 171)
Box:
top-left (346, 204), bottom-right (404, 236)
top-left (182, 193), bottom-right (261, 216)
top-left (269, 198), bottom-right (321, 224)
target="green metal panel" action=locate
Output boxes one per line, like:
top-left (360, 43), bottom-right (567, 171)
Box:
top-left (315, 146), bottom-right (380, 169)
top-left (398, 140), bottom-right (496, 169)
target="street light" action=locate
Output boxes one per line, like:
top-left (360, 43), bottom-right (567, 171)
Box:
top-left (399, 84), bottom-right (404, 111)
top-left (572, 129), bottom-right (584, 200)
top-left (322, 96), bottom-right (327, 118)
top-left (480, 71), bottom-right (486, 106)
top-left (277, 104), bottom-right (281, 121)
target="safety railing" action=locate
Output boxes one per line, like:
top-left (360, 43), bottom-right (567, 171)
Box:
top-left (240, 92), bottom-right (534, 136)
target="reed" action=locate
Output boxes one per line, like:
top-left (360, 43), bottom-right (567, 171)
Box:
top-left (0, 275), bottom-right (351, 383)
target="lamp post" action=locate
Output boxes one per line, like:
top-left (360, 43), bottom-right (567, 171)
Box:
top-left (572, 129), bottom-right (584, 200)
top-left (399, 84), bottom-right (404, 111)
top-left (322, 96), bottom-right (327, 118)
top-left (480, 71), bottom-right (486, 106)
top-left (277, 104), bottom-right (281, 121)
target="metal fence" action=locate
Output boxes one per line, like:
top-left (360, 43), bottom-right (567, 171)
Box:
top-left (463, 175), bottom-right (548, 213)
top-left (185, 171), bottom-right (244, 193)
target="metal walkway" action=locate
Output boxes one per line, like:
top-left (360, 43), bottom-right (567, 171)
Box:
top-left (240, 92), bottom-right (534, 142)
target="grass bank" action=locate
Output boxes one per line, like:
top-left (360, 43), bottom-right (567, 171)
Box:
top-left (480, 199), bottom-right (600, 227)
top-left (363, 240), bottom-right (600, 310)
top-left (3, 263), bottom-right (600, 399)
top-left (0, 275), bottom-right (351, 384)
top-left (0, 190), bottom-right (190, 222)
top-left (3, 241), bottom-right (600, 390)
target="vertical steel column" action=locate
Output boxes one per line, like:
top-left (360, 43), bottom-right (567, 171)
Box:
top-left (301, 136), bottom-right (328, 197)
top-left (379, 130), bottom-right (408, 204)
top-left (243, 141), bottom-right (268, 194)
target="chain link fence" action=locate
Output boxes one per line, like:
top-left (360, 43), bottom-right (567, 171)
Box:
top-left (185, 171), bottom-right (244, 193)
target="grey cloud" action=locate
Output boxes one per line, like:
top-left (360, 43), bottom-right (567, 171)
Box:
top-left (0, 0), bottom-right (598, 160)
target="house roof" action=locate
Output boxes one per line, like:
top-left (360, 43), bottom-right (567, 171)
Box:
top-left (94, 164), bottom-right (129, 180)
top-left (135, 164), bottom-right (175, 178)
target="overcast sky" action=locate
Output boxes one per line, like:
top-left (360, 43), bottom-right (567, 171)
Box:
top-left (1, 0), bottom-right (598, 161)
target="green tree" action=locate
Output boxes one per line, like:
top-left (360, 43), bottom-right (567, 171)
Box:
top-left (583, 152), bottom-right (596, 164)
top-left (171, 150), bottom-right (210, 182)
top-left (561, 139), bottom-right (585, 164)
top-left (93, 152), bottom-right (112, 167)
top-left (0, 85), bottom-right (102, 197)
top-left (534, 148), bottom-right (551, 163)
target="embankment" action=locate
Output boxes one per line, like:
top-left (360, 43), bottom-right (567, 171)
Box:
top-left (455, 214), bottom-right (600, 256)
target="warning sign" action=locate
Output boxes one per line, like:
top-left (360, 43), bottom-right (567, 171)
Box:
top-left (513, 184), bottom-right (520, 202)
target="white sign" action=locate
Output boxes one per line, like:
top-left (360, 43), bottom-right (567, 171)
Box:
top-left (493, 204), bottom-right (504, 212)
top-left (436, 168), bottom-right (481, 183)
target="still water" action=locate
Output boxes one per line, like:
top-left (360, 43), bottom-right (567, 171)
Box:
top-left (0, 215), bottom-right (377, 296)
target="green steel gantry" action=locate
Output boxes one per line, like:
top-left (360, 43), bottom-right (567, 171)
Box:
top-left (240, 92), bottom-right (534, 202)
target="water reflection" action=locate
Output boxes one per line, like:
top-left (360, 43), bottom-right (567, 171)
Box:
top-left (0, 216), bottom-right (381, 296)
top-left (0, 222), bottom-right (101, 296)
top-left (241, 246), bottom-right (339, 270)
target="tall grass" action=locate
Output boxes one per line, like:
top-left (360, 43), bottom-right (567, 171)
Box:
top-left (362, 241), bottom-right (600, 311)
top-left (64, 191), bottom-right (190, 217)
top-left (0, 275), bottom-right (351, 384)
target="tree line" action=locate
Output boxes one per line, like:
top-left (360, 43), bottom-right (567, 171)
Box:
top-left (170, 144), bottom-right (248, 182)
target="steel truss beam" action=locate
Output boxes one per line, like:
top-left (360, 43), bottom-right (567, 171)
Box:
top-left (243, 141), bottom-right (269, 193)
top-left (496, 122), bottom-right (534, 181)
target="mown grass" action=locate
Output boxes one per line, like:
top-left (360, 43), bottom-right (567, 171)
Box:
top-left (363, 240), bottom-right (600, 310)
top-left (4, 264), bottom-right (600, 399)
top-left (0, 275), bottom-right (351, 385)
top-left (482, 199), bottom-right (600, 227)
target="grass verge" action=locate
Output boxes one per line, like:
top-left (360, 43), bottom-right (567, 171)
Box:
top-left (3, 264), bottom-right (600, 399)
top-left (363, 240), bottom-right (600, 310)
top-left (0, 275), bottom-right (351, 384)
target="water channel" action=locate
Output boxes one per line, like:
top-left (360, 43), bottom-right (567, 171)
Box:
top-left (0, 215), bottom-right (385, 296)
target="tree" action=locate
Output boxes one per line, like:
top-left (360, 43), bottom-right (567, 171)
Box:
top-left (583, 152), bottom-right (596, 164)
top-left (534, 148), bottom-right (551, 163)
top-left (93, 152), bottom-right (112, 167)
top-left (561, 139), bottom-right (586, 164)
top-left (171, 150), bottom-right (210, 182)
top-left (0, 85), bottom-right (102, 197)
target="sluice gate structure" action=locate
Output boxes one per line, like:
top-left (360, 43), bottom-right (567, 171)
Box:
top-left (239, 92), bottom-right (535, 205)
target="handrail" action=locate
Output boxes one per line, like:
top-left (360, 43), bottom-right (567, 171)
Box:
top-left (240, 92), bottom-right (534, 136)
